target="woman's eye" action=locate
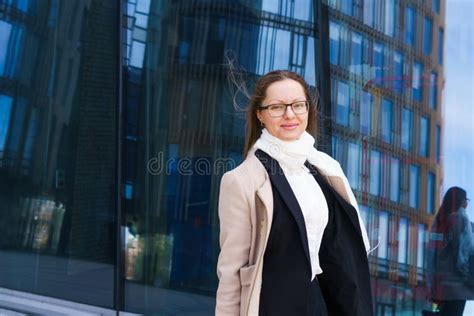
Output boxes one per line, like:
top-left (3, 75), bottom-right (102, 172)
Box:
top-left (270, 105), bottom-right (285, 111)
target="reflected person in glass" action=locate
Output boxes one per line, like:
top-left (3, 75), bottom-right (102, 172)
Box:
top-left (216, 70), bottom-right (374, 316)
top-left (427, 187), bottom-right (474, 316)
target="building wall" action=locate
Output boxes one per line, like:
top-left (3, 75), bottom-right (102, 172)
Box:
top-left (0, 0), bottom-right (446, 315)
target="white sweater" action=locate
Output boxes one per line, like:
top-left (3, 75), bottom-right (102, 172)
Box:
top-left (254, 129), bottom-right (329, 281)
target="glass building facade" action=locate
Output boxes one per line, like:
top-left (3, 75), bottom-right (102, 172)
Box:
top-left (0, 0), bottom-right (446, 315)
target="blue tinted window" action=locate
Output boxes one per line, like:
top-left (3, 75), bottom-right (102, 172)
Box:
top-left (412, 61), bottom-right (423, 102)
top-left (401, 108), bottom-right (413, 150)
top-left (373, 42), bottom-right (384, 85)
top-left (347, 142), bottom-right (360, 190)
top-left (329, 21), bottom-right (341, 65)
top-left (405, 6), bottom-right (415, 46)
top-left (336, 80), bottom-right (349, 126)
top-left (257, 27), bottom-right (291, 74)
top-left (385, 0), bottom-right (395, 37)
top-left (417, 224), bottom-right (426, 268)
top-left (427, 173), bottom-right (435, 214)
top-left (378, 211), bottom-right (389, 259)
top-left (332, 136), bottom-right (346, 168)
top-left (438, 28), bottom-right (444, 65)
top-left (0, 95), bottom-right (13, 151)
top-left (350, 32), bottom-right (362, 75)
top-left (0, 21), bottom-right (11, 76)
top-left (341, 0), bottom-right (353, 16)
top-left (393, 51), bottom-right (404, 93)
top-left (390, 157), bottom-right (400, 202)
top-left (429, 72), bottom-right (437, 109)
top-left (370, 150), bottom-right (381, 196)
top-left (436, 125), bottom-right (441, 163)
top-left (419, 116), bottom-right (430, 157)
top-left (363, 0), bottom-right (374, 27)
top-left (0, 21), bottom-right (25, 77)
top-left (398, 217), bottom-right (409, 264)
top-left (432, 0), bottom-right (440, 14)
top-left (423, 17), bottom-right (433, 55)
top-left (381, 98), bottom-right (392, 143)
top-left (409, 165), bottom-right (420, 208)
top-left (360, 91), bottom-right (372, 135)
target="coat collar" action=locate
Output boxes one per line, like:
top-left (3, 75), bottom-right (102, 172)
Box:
top-left (255, 149), bottom-right (312, 268)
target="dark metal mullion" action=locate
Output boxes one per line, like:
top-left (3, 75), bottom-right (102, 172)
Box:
top-left (115, 0), bottom-right (125, 314)
top-left (315, 0), bottom-right (333, 154)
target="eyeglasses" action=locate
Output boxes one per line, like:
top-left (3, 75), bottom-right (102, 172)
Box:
top-left (259, 100), bottom-right (309, 118)
top-left (466, 198), bottom-right (471, 202)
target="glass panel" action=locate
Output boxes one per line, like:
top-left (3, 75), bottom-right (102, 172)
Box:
top-left (432, 0), bottom-right (440, 14)
top-left (347, 142), bottom-right (360, 190)
top-left (350, 32), bottom-right (363, 75)
top-left (423, 17), bottom-right (433, 55)
top-left (436, 125), bottom-right (441, 163)
top-left (401, 108), bottom-right (413, 151)
top-left (419, 116), bottom-right (430, 157)
top-left (417, 224), bottom-right (426, 268)
top-left (427, 172), bottom-right (435, 214)
top-left (412, 61), bottom-right (423, 102)
top-left (398, 217), bottom-right (408, 264)
top-left (438, 28), bottom-right (444, 65)
top-left (381, 98), bottom-right (392, 143)
top-left (0, 0), bottom-right (118, 309)
top-left (405, 6), bottom-right (415, 46)
top-left (429, 72), bottom-right (437, 109)
top-left (329, 21), bottom-right (340, 65)
top-left (360, 91), bottom-right (372, 135)
top-left (336, 80), bottom-right (349, 126)
top-left (370, 150), bottom-right (381, 196)
top-left (341, 0), bottom-right (353, 16)
top-left (363, 0), bottom-right (374, 27)
top-left (393, 51), bottom-right (404, 93)
top-left (390, 157), bottom-right (400, 202)
top-left (378, 211), bottom-right (389, 259)
top-left (409, 165), bottom-right (420, 209)
top-left (373, 42), bottom-right (384, 85)
top-left (384, 0), bottom-right (395, 37)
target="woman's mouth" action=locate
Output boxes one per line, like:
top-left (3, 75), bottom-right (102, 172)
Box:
top-left (281, 123), bottom-right (298, 130)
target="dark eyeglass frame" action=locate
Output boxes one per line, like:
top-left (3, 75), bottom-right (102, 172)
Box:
top-left (466, 198), bottom-right (471, 202)
top-left (259, 100), bottom-right (309, 118)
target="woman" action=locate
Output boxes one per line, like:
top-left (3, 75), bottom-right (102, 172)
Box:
top-left (215, 70), bottom-right (373, 316)
top-left (428, 187), bottom-right (474, 316)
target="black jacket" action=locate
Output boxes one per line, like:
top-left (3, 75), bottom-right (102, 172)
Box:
top-left (255, 149), bottom-right (374, 316)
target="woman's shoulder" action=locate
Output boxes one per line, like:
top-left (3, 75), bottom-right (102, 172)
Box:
top-left (221, 151), bottom-right (267, 189)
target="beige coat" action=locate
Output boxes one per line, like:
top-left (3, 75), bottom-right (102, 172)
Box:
top-left (215, 150), bottom-right (370, 316)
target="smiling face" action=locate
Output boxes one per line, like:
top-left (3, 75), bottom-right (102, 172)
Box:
top-left (256, 79), bottom-right (309, 141)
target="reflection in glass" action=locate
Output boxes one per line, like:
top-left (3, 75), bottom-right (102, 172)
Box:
top-left (378, 211), bottom-right (389, 259)
top-left (0, 0), bottom-right (118, 309)
top-left (419, 116), bottom-right (430, 157)
top-left (370, 150), bottom-right (381, 196)
top-left (121, 1), bottom-right (319, 314)
top-left (381, 98), bottom-right (392, 143)
top-left (398, 217), bottom-right (408, 264)
top-left (409, 165), bottom-right (420, 209)
top-left (423, 17), bottom-right (433, 55)
top-left (401, 108), bottom-right (413, 151)
top-left (405, 6), bottom-right (416, 46)
top-left (336, 80), bottom-right (349, 126)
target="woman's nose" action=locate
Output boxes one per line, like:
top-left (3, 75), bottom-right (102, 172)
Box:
top-left (283, 105), bottom-right (296, 118)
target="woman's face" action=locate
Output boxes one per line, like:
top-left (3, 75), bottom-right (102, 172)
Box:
top-left (257, 79), bottom-right (309, 141)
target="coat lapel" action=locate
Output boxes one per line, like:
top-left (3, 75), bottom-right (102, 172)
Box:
top-left (305, 161), bottom-right (363, 237)
top-left (255, 149), bottom-right (311, 268)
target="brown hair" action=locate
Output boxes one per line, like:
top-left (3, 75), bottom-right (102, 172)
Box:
top-left (243, 70), bottom-right (318, 157)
